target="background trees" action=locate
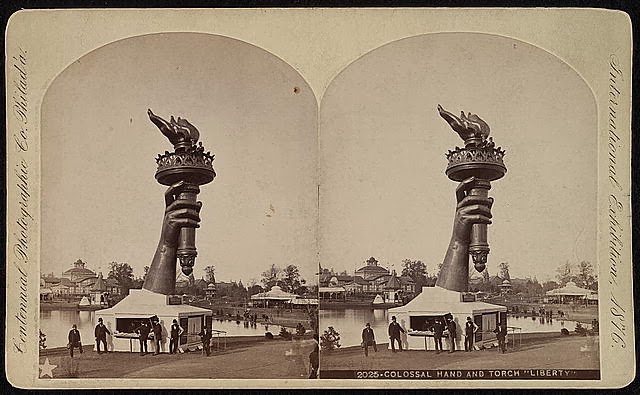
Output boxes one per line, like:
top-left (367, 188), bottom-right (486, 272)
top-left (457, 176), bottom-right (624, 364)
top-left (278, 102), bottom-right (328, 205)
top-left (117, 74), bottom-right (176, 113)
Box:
top-left (259, 264), bottom-right (309, 295)
top-left (261, 264), bottom-right (281, 290)
top-left (107, 261), bottom-right (135, 294)
top-left (281, 264), bottom-right (306, 294)
top-left (401, 259), bottom-right (437, 291)
top-left (498, 262), bottom-right (511, 280)
top-left (556, 262), bottom-right (574, 285)
top-left (203, 265), bottom-right (216, 283)
top-left (555, 260), bottom-right (597, 290)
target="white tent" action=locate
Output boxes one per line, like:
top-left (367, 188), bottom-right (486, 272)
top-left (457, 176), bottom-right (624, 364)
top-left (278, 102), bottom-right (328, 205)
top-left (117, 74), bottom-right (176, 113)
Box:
top-left (546, 281), bottom-right (591, 296)
top-left (251, 285), bottom-right (297, 301)
top-left (250, 285), bottom-right (298, 307)
top-left (372, 294), bottom-right (384, 304)
top-left (546, 281), bottom-right (595, 303)
top-left (95, 289), bottom-right (212, 353)
top-left (388, 286), bottom-right (506, 351)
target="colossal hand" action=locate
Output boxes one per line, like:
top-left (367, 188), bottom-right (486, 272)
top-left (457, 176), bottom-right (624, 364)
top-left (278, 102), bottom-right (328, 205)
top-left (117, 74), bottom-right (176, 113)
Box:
top-left (143, 181), bottom-right (202, 294)
top-left (451, 177), bottom-right (493, 243)
top-left (436, 177), bottom-right (494, 292)
top-left (159, 181), bottom-right (202, 248)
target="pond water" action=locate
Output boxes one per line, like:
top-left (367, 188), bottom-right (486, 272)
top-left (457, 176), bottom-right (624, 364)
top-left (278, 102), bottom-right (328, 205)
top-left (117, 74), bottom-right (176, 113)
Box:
top-left (319, 309), bottom-right (580, 348)
top-left (40, 310), bottom-right (283, 349)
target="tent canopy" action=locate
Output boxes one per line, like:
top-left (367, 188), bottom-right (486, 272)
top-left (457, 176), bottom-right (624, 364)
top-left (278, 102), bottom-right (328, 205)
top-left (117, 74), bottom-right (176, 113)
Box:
top-left (250, 285), bottom-right (297, 301)
top-left (98, 289), bottom-right (212, 317)
top-left (546, 281), bottom-right (592, 297)
top-left (389, 286), bottom-right (506, 316)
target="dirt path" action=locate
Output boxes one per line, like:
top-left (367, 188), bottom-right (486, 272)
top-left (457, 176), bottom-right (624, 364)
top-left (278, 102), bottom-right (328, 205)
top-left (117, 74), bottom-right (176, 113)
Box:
top-left (39, 338), bottom-right (316, 379)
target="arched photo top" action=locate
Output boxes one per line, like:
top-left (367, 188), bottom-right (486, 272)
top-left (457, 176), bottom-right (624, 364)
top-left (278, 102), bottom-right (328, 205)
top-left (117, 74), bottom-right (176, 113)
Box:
top-left (41, 32), bottom-right (319, 286)
top-left (321, 32), bottom-right (595, 106)
top-left (318, 32), bottom-right (598, 284)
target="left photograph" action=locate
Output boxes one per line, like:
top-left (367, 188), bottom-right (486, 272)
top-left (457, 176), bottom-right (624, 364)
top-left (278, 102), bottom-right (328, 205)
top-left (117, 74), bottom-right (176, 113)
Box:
top-left (38, 33), bottom-right (319, 379)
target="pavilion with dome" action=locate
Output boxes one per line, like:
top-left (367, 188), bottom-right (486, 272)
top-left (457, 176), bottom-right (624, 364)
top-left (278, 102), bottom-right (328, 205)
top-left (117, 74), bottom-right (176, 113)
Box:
top-left (546, 281), bottom-right (596, 304)
top-left (355, 257), bottom-right (391, 280)
top-left (41, 259), bottom-right (122, 298)
top-left (319, 257), bottom-right (416, 299)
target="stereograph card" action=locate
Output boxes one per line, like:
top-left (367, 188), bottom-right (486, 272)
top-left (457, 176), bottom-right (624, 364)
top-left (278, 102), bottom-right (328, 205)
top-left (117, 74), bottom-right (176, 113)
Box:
top-left (4, 8), bottom-right (634, 389)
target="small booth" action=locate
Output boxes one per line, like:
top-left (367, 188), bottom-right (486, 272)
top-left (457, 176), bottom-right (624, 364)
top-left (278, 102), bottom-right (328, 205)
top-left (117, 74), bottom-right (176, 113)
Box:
top-left (94, 289), bottom-right (213, 353)
top-left (546, 281), bottom-right (593, 304)
top-left (250, 285), bottom-right (297, 308)
top-left (388, 286), bottom-right (507, 351)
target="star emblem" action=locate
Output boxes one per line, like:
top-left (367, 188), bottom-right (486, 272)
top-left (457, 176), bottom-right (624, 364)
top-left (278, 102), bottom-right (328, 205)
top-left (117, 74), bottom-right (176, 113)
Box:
top-left (39, 358), bottom-right (57, 378)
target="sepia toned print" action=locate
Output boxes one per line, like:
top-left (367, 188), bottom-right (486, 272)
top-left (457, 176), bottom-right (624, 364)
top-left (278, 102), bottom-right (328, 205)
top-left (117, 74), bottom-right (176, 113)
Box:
top-left (317, 32), bottom-right (600, 379)
top-left (37, 33), bottom-right (319, 380)
top-left (5, 8), bottom-right (633, 389)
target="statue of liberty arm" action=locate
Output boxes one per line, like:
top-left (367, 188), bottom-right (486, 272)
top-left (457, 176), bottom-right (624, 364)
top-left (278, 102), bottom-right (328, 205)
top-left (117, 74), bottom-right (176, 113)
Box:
top-left (436, 176), bottom-right (493, 292)
top-left (143, 181), bottom-right (202, 293)
top-left (143, 109), bottom-right (215, 295)
top-left (435, 104), bottom-right (506, 292)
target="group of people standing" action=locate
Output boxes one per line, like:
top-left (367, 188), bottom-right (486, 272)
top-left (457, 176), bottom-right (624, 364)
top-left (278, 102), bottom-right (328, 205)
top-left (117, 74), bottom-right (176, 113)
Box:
top-left (134, 318), bottom-right (214, 356)
top-left (360, 315), bottom-right (509, 356)
top-left (360, 316), bottom-right (406, 356)
top-left (67, 317), bottom-right (214, 357)
top-left (66, 317), bottom-right (115, 357)
top-left (431, 316), bottom-right (462, 353)
top-left (133, 318), bottom-right (166, 356)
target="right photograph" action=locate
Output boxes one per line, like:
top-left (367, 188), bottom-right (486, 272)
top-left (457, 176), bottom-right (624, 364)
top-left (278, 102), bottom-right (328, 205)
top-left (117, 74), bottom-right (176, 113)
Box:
top-left (318, 32), bottom-right (599, 379)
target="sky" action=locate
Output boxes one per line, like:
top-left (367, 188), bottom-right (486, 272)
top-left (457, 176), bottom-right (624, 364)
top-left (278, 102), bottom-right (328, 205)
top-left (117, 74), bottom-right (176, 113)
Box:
top-left (41, 32), bottom-right (597, 287)
top-left (319, 33), bottom-right (597, 282)
top-left (41, 33), bottom-right (318, 286)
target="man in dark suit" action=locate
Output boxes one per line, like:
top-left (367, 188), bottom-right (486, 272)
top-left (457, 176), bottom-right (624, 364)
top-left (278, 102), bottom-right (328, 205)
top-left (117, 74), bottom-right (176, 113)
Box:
top-left (494, 322), bottom-right (507, 353)
top-left (388, 316), bottom-right (405, 353)
top-left (169, 319), bottom-right (184, 354)
top-left (94, 317), bottom-right (111, 354)
top-left (68, 324), bottom-right (83, 357)
top-left (152, 319), bottom-right (163, 355)
top-left (446, 317), bottom-right (457, 353)
top-left (199, 326), bottom-right (212, 356)
top-left (361, 322), bottom-right (377, 356)
top-left (464, 316), bottom-right (479, 352)
top-left (432, 318), bottom-right (445, 354)
top-left (135, 321), bottom-right (151, 356)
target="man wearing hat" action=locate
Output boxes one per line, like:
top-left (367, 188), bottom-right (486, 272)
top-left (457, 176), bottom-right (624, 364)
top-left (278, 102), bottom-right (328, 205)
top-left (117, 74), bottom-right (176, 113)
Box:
top-left (135, 321), bottom-right (151, 356)
top-left (151, 318), bottom-right (163, 355)
top-left (388, 316), bottom-right (405, 353)
top-left (94, 317), bottom-right (111, 354)
top-left (361, 322), bottom-right (377, 357)
top-left (169, 319), bottom-right (184, 354)
top-left (432, 318), bottom-right (445, 354)
top-left (446, 316), bottom-right (457, 353)
top-left (68, 324), bottom-right (83, 357)
top-left (464, 316), bottom-right (479, 352)
top-left (198, 326), bottom-right (212, 356)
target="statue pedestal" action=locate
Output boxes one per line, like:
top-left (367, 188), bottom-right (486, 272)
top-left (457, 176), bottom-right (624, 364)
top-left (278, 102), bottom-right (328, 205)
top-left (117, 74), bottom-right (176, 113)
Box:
top-left (389, 286), bottom-right (507, 351)
top-left (94, 289), bottom-right (212, 353)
